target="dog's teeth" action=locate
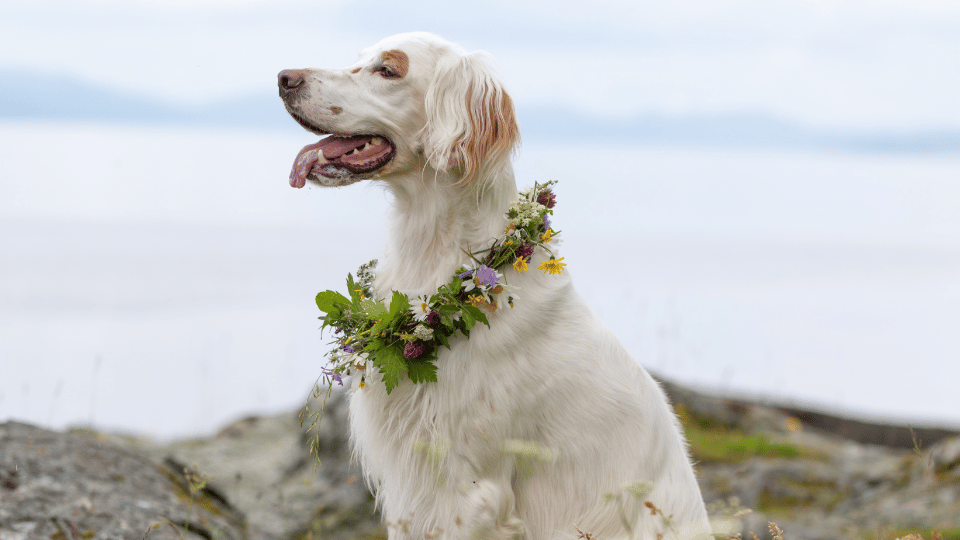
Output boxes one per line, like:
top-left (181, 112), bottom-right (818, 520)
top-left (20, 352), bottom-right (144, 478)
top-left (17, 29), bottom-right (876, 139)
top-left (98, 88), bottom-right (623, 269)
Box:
top-left (372, 137), bottom-right (384, 146)
top-left (317, 153), bottom-right (327, 164)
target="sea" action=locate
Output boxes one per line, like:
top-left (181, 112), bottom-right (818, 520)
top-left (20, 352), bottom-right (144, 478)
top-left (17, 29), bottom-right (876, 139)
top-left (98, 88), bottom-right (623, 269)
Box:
top-left (2, 119), bottom-right (958, 438)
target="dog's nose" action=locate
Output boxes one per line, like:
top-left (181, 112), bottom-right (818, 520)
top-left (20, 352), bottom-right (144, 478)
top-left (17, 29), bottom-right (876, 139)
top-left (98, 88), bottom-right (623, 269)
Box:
top-left (278, 69), bottom-right (306, 97)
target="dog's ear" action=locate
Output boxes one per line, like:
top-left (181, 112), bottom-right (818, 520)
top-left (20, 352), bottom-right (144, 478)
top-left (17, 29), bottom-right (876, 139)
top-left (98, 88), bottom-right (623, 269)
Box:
top-left (421, 51), bottom-right (520, 183)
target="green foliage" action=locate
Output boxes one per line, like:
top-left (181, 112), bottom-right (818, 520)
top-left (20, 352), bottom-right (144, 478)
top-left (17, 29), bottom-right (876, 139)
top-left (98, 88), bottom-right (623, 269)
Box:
top-left (675, 404), bottom-right (815, 464)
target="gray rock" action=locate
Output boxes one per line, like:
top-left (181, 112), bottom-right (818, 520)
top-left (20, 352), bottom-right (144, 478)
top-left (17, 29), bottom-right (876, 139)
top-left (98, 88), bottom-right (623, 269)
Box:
top-left (122, 386), bottom-right (384, 540)
top-left (0, 420), bottom-right (247, 540)
top-left (4, 380), bottom-right (959, 540)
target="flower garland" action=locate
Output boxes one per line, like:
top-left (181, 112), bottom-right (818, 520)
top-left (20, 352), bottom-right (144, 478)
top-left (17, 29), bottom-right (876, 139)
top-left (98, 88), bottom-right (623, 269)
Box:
top-left (314, 180), bottom-right (565, 394)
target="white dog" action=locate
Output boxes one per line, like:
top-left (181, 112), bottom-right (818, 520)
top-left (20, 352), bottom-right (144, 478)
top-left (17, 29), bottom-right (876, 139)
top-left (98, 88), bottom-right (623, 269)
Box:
top-left (279, 33), bottom-right (710, 540)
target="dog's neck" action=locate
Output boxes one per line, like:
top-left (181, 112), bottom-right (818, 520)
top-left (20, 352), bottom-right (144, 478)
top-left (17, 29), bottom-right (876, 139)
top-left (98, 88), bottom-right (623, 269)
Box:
top-left (375, 166), bottom-right (517, 298)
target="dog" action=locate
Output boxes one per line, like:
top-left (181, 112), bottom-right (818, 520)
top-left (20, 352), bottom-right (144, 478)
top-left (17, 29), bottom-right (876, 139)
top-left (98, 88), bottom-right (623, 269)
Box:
top-left (278, 32), bottom-right (710, 540)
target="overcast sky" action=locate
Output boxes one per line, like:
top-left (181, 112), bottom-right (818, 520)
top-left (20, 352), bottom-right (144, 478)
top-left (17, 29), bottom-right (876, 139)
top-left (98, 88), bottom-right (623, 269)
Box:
top-left (3, 0), bottom-right (960, 131)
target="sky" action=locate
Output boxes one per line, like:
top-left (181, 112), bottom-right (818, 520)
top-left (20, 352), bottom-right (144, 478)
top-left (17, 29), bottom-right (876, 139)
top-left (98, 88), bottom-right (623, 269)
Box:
top-left (2, 0), bottom-right (960, 131)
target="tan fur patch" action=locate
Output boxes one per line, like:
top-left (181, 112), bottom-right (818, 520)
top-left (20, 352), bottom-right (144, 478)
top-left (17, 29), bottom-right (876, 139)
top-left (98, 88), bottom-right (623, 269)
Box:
top-left (329, 106), bottom-right (343, 115)
top-left (461, 86), bottom-right (520, 182)
top-left (351, 67), bottom-right (361, 74)
top-left (381, 49), bottom-right (409, 78)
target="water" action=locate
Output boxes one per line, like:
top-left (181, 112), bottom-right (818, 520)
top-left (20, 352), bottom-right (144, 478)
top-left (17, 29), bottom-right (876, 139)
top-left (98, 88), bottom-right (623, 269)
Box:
top-left (2, 120), bottom-right (958, 438)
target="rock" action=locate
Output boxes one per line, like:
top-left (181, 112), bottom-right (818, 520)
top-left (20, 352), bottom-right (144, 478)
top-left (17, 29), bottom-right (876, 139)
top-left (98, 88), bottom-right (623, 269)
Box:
top-left (928, 435), bottom-right (960, 479)
top-left (4, 380), bottom-right (959, 540)
top-left (119, 386), bottom-right (385, 540)
top-left (0, 421), bottom-right (247, 540)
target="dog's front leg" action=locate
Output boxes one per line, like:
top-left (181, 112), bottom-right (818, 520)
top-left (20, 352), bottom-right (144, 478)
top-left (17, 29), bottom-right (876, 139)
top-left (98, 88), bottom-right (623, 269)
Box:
top-left (461, 479), bottom-right (526, 540)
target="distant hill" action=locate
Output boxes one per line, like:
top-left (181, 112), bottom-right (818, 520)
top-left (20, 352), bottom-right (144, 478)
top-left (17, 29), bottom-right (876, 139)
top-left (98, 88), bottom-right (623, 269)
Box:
top-left (0, 68), bottom-right (289, 128)
top-left (3, 68), bottom-right (959, 153)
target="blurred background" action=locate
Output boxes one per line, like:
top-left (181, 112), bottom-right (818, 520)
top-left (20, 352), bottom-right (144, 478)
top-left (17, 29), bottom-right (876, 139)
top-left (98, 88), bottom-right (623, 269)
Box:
top-left (1, 0), bottom-right (958, 439)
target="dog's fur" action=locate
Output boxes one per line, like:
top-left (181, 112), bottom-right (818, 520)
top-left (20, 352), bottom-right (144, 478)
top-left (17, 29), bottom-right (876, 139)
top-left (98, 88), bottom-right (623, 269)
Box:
top-left (279, 32), bottom-right (710, 540)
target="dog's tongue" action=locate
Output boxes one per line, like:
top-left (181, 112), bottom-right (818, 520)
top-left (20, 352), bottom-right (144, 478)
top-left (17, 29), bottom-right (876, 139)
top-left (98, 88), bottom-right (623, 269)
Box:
top-left (289, 135), bottom-right (391, 188)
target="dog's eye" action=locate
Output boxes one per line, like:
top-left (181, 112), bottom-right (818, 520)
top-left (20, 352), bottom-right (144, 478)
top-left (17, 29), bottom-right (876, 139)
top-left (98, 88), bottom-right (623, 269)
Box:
top-left (374, 65), bottom-right (401, 79)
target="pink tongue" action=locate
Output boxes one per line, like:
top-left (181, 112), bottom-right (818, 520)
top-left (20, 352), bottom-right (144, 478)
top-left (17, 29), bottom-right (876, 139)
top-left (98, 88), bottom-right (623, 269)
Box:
top-left (288, 135), bottom-right (379, 189)
top-left (289, 140), bottom-right (324, 188)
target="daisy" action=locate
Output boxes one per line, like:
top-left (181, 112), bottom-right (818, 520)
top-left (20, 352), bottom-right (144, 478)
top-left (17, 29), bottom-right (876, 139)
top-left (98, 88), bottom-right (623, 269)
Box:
top-left (409, 295), bottom-right (431, 322)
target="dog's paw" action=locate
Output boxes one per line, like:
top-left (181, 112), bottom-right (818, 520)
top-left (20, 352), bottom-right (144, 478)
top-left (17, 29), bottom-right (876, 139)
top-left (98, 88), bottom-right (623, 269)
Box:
top-left (463, 480), bottom-right (525, 540)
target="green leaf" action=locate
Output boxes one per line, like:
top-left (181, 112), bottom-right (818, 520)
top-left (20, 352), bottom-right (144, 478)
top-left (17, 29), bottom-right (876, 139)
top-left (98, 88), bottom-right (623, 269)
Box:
top-left (407, 360), bottom-right (438, 384)
top-left (460, 307), bottom-right (476, 331)
top-left (389, 290), bottom-right (410, 318)
top-left (346, 274), bottom-right (363, 306)
top-left (461, 304), bottom-right (490, 328)
top-left (360, 299), bottom-right (388, 318)
top-left (370, 317), bottom-right (393, 338)
top-left (373, 345), bottom-right (407, 394)
top-left (316, 290), bottom-right (349, 315)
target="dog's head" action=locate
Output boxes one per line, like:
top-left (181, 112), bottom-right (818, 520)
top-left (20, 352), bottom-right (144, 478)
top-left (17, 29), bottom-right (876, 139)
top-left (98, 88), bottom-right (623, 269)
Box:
top-left (279, 32), bottom-right (519, 189)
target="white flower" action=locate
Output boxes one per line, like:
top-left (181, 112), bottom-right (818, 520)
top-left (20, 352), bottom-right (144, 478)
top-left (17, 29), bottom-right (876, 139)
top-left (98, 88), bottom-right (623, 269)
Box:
top-left (347, 350), bottom-right (369, 368)
top-left (413, 324), bottom-right (434, 340)
top-left (409, 295), bottom-right (431, 322)
top-left (490, 281), bottom-right (519, 300)
top-left (462, 274), bottom-right (487, 294)
top-left (507, 200), bottom-right (546, 227)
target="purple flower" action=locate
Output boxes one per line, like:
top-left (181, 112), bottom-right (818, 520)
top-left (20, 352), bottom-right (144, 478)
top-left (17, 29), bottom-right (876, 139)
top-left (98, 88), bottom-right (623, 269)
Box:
top-left (516, 243), bottom-right (534, 258)
top-left (458, 269), bottom-right (473, 279)
top-left (322, 367), bottom-right (343, 386)
top-left (543, 213), bottom-right (551, 232)
top-left (425, 310), bottom-right (440, 326)
top-left (404, 341), bottom-right (425, 359)
top-left (537, 190), bottom-right (556, 209)
top-left (476, 264), bottom-right (497, 287)
top-left (340, 344), bottom-right (355, 354)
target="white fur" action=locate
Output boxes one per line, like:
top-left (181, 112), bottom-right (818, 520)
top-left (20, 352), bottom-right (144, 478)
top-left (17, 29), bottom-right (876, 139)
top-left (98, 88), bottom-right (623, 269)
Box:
top-left (281, 32), bottom-right (710, 540)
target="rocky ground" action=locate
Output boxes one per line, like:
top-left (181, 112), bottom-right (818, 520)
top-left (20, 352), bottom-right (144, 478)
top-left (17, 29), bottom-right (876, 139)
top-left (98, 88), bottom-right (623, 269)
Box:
top-left (2, 380), bottom-right (958, 540)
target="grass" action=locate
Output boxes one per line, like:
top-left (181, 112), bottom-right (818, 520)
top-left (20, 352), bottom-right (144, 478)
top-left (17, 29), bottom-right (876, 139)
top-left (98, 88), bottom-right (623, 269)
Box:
top-left (860, 527), bottom-right (960, 540)
top-left (675, 404), bottom-right (816, 464)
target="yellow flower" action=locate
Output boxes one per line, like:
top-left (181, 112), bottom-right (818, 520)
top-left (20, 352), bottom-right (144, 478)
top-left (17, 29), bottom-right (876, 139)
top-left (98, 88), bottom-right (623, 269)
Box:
top-left (541, 229), bottom-right (552, 243)
top-left (538, 257), bottom-right (566, 275)
top-left (469, 294), bottom-right (487, 308)
top-left (513, 257), bottom-right (529, 273)
top-left (359, 379), bottom-right (365, 389)
top-left (506, 224), bottom-right (516, 234)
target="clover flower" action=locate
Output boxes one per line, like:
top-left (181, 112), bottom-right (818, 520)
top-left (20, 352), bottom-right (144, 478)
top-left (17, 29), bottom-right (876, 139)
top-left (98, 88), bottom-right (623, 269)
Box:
top-left (516, 243), bottom-right (534, 259)
top-left (404, 341), bottom-right (425, 359)
top-left (537, 190), bottom-right (556, 209)
top-left (538, 257), bottom-right (566, 275)
top-left (425, 310), bottom-right (440, 326)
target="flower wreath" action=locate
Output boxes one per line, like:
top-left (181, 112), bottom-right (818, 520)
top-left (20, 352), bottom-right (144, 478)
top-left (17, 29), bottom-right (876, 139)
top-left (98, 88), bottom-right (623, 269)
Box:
top-left (313, 180), bottom-right (564, 394)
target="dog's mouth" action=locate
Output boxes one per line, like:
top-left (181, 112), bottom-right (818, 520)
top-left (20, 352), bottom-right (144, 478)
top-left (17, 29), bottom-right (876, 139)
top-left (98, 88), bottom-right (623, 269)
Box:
top-left (289, 133), bottom-right (396, 188)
